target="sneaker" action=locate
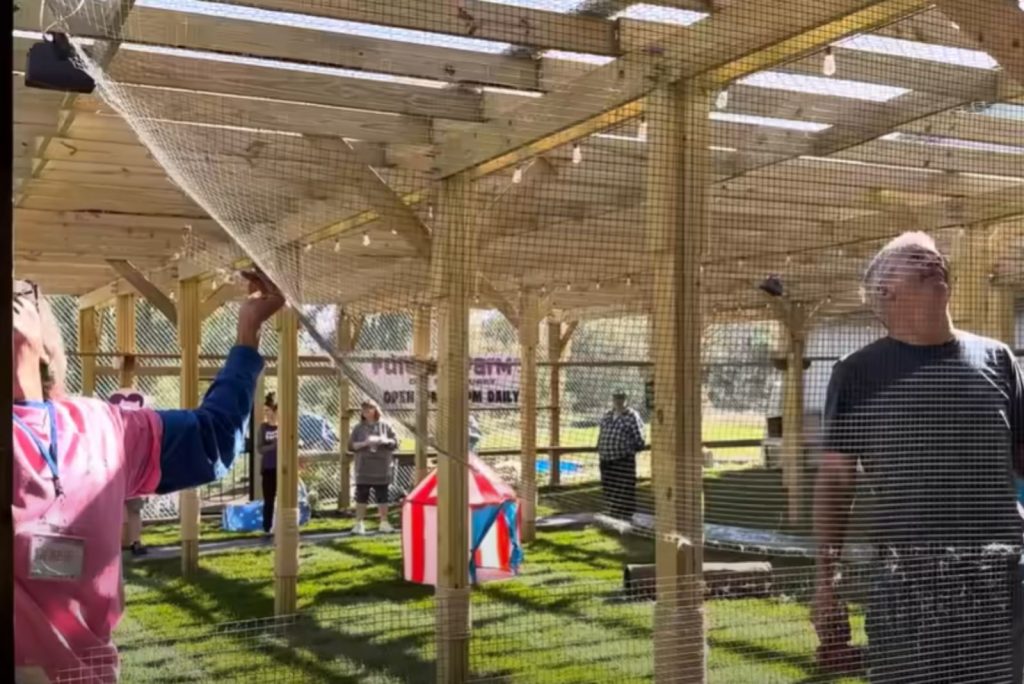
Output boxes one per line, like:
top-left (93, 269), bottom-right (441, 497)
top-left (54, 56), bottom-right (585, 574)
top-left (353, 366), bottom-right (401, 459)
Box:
top-left (353, 521), bottom-right (367, 536)
top-left (379, 521), bottom-right (394, 534)
top-left (130, 542), bottom-right (148, 557)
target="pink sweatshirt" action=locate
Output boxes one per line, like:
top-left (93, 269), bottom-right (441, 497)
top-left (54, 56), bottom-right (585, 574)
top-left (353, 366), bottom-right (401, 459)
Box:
top-left (14, 398), bottom-right (162, 683)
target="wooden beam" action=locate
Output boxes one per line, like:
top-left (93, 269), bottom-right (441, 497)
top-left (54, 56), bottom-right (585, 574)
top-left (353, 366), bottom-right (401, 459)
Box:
top-left (547, 320), bottom-right (564, 487)
top-left (120, 4), bottom-right (541, 92)
top-left (199, 282), bottom-right (244, 321)
top-left (435, 0), bottom-right (926, 177)
top-left (988, 224), bottom-right (1018, 344)
top-left (778, 304), bottom-right (810, 526)
top-left (337, 314), bottom-right (355, 512)
top-left (115, 293), bottom-right (137, 389)
top-left (933, 0), bottom-right (1024, 86)
top-left (275, 306), bottom-right (301, 615)
top-left (178, 277), bottom-right (202, 580)
top-left (214, 0), bottom-right (620, 56)
top-left (646, 79), bottom-right (709, 682)
top-left (519, 290), bottom-right (540, 542)
top-left (108, 50), bottom-right (484, 122)
top-left (107, 259), bottom-right (178, 325)
top-left (78, 307), bottom-right (99, 397)
top-left (413, 306), bottom-right (432, 485)
top-left (433, 175), bottom-right (472, 683)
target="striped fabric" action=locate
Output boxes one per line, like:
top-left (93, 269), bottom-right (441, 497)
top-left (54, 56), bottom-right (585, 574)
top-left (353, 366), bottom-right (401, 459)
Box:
top-left (402, 455), bottom-right (523, 586)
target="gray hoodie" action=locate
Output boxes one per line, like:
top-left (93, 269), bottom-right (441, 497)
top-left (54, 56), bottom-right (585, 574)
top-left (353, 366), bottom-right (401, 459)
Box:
top-left (348, 420), bottom-right (398, 486)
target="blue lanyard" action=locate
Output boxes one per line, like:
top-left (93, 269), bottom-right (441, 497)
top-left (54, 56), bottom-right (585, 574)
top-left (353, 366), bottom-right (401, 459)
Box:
top-left (13, 400), bottom-right (63, 498)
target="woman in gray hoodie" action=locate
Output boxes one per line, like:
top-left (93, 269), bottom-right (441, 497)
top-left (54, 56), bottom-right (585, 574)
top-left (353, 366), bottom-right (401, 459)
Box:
top-left (348, 399), bottom-right (398, 535)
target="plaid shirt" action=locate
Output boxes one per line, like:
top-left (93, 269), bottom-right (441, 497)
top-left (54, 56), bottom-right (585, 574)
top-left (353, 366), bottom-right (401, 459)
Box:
top-left (596, 408), bottom-right (645, 462)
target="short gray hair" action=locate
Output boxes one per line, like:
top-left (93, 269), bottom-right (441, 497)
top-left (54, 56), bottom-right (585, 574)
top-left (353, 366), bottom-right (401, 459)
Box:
top-left (860, 231), bottom-right (941, 314)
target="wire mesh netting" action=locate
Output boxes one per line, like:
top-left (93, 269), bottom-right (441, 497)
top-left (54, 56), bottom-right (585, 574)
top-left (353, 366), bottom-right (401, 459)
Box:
top-left (19, 0), bottom-right (1024, 681)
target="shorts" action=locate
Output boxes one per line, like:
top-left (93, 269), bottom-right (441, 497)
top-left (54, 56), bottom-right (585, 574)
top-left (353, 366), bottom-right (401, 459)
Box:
top-left (125, 498), bottom-right (146, 514)
top-left (354, 484), bottom-right (390, 505)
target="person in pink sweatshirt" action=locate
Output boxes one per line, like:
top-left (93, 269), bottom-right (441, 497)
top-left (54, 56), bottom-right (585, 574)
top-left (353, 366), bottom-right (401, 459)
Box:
top-left (13, 273), bottom-right (283, 683)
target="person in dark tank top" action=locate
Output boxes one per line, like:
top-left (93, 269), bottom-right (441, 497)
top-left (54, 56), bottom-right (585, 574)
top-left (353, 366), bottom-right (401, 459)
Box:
top-left (259, 392), bottom-right (279, 535)
top-left (813, 231), bottom-right (1024, 682)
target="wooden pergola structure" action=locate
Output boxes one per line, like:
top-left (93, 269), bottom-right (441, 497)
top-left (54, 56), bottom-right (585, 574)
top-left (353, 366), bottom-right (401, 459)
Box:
top-left (11, 0), bottom-right (1024, 680)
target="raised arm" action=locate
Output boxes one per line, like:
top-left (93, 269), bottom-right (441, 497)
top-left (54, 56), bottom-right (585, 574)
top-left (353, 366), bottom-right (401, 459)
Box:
top-left (150, 272), bottom-right (283, 495)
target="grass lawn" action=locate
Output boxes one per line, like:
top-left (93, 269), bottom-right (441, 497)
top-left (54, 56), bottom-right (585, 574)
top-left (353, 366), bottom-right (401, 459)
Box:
top-left (121, 517), bottom-right (862, 683)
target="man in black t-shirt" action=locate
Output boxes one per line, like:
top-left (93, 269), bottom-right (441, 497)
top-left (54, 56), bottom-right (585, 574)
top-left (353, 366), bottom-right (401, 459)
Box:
top-left (813, 232), bottom-right (1024, 683)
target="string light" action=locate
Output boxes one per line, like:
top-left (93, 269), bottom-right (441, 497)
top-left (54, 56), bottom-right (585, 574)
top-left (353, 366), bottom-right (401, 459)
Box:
top-left (715, 89), bottom-right (729, 110)
top-left (333, 239), bottom-right (341, 253)
top-left (303, 243), bottom-right (313, 252)
top-left (565, 282), bottom-right (572, 291)
top-left (950, 21), bottom-right (960, 31)
top-left (362, 233), bottom-right (371, 247)
top-left (428, 204), bottom-right (434, 220)
top-left (512, 166), bottom-right (524, 184)
top-left (637, 117), bottom-right (648, 142)
top-left (594, 280), bottom-right (601, 290)
top-left (625, 275), bottom-right (633, 287)
top-left (571, 143), bottom-right (582, 165)
top-left (822, 46), bottom-right (836, 76)
top-left (390, 228), bottom-right (398, 235)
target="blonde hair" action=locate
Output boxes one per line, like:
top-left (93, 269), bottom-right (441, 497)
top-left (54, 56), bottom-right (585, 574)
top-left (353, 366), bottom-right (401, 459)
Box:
top-left (860, 231), bottom-right (942, 315)
top-left (14, 280), bottom-right (68, 399)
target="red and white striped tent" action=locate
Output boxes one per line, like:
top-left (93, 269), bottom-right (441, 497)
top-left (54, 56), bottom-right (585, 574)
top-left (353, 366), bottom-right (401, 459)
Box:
top-left (402, 454), bottom-right (523, 585)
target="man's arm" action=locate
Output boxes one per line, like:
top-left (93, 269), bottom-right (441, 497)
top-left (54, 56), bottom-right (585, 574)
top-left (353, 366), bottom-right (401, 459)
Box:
top-left (813, 452), bottom-right (856, 582)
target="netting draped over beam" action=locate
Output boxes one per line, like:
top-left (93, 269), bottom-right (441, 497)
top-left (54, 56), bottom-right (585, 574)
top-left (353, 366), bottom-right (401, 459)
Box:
top-left (26, 0), bottom-right (1024, 681)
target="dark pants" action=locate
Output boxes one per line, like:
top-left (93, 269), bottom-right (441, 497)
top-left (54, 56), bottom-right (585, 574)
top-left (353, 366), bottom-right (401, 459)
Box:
top-left (599, 455), bottom-right (636, 521)
top-left (865, 552), bottom-right (1023, 683)
top-left (261, 469), bottom-right (277, 533)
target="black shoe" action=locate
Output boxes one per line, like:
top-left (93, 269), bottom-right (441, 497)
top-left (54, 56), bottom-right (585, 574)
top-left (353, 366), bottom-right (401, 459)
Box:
top-left (130, 542), bottom-right (148, 557)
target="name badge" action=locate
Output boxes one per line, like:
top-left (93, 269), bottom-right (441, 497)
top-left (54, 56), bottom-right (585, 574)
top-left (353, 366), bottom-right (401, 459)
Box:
top-left (29, 534), bottom-right (85, 581)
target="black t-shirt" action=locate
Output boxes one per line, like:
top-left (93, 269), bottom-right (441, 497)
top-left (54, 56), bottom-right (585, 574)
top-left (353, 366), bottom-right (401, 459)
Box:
top-left (824, 332), bottom-right (1023, 549)
top-left (259, 422), bottom-right (278, 471)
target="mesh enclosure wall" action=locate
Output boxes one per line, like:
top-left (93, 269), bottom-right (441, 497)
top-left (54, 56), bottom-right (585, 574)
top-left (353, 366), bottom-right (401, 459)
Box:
top-left (20, 0), bottom-right (1024, 682)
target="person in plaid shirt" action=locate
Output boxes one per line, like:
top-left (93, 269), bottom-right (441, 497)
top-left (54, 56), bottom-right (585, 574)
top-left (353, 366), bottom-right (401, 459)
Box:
top-left (596, 390), bottom-right (646, 520)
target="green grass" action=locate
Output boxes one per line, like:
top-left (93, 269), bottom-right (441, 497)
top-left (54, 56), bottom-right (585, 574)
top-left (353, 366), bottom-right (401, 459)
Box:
top-left (142, 514), bottom-right (355, 548)
top-left (119, 516), bottom-right (863, 683)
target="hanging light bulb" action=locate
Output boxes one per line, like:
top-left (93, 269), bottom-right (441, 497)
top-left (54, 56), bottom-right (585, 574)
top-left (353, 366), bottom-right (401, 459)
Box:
top-left (950, 21), bottom-right (960, 31)
top-left (362, 232), bottom-right (371, 247)
top-left (637, 117), bottom-right (648, 142)
top-left (594, 280), bottom-right (601, 290)
top-left (822, 46), bottom-right (836, 76)
top-left (571, 143), bottom-right (582, 165)
top-left (565, 282), bottom-right (572, 292)
top-left (625, 275), bottom-right (633, 287)
top-left (428, 204), bottom-right (434, 220)
top-left (715, 88), bottom-right (729, 110)
top-left (333, 239), bottom-right (341, 253)
top-left (303, 242), bottom-right (313, 252)
top-left (390, 228), bottom-right (398, 235)
top-left (512, 166), bottom-right (524, 184)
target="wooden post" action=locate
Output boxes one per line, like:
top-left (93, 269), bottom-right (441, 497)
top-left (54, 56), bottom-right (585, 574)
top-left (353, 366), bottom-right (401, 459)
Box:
top-left (116, 293), bottom-right (137, 388)
top-left (519, 291), bottom-right (540, 542)
top-left (78, 308), bottom-right (98, 396)
top-left (950, 228), bottom-right (989, 334)
top-left (547, 320), bottom-right (563, 487)
top-left (433, 176), bottom-right (472, 683)
top-left (178, 278), bottom-right (202, 580)
top-left (252, 372), bottom-right (266, 503)
top-left (413, 306), bottom-right (432, 484)
top-left (337, 315), bottom-right (354, 511)
top-left (646, 81), bottom-right (709, 683)
top-left (780, 311), bottom-right (807, 528)
top-left (275, 307), bottom-right (301, 615)
top-left (987, 226), bottom-right (1016, 345)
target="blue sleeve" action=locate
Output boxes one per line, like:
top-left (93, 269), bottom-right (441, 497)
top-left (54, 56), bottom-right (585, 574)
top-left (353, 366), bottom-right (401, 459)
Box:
top-left (153, 346), bottom-right (264, 494)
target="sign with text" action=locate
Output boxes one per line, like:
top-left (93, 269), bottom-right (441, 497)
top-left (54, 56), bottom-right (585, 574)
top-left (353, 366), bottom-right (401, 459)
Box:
top-left (359, 356), bottom-right (520, 410)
